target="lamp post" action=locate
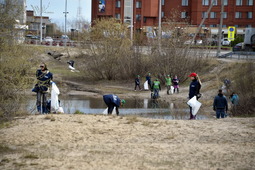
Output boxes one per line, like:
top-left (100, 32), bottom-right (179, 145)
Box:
top-left (40, 0), bottom-right (42, 43)
top-left (63, 0), bottom-right (69, 36)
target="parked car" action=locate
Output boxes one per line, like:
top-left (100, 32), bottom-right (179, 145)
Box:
top-left (44, 36), bottom-right (53, 42)
top-left (184, 39), bottom-right (203, 45)
top-left (221, 38), bottom-right (230, 46)
top-left (233, 42), bottom-right (244, 51)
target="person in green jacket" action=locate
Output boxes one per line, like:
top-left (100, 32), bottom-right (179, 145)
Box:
top-left (165, 75), bottom-right (172, 95)
top-left (151, 78), bottom-right (161, 99)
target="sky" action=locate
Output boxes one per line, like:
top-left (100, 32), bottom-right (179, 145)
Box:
top-left (26, 0), bottom-right (92, 29)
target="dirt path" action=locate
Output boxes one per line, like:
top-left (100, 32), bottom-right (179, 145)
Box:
top-left (0, 114), bottom-right (254, 170)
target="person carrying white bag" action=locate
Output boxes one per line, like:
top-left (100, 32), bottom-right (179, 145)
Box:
top-left (187, 73), bottom-right (202, 120)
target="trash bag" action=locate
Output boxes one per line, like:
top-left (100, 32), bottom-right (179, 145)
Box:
top-left (102, 107), bottom-right (116, 115)
top-left (144, 81), bottom-right (149, 90)
top-left (51, 82), bottom-right (60, 112)
top-left (170, 86), bottom-right (174, 94)
top-left (187, 96), bottom-right (202, 116)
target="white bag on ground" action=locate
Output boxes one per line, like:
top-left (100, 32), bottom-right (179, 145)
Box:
top-left (170, 86), bottom-right (174, 94)
top-left (51, 82), bottom-right (60, 112)
top-left (187, 96), bottom-right (202, 116)
top-left (57, 107), bottom-right (64, 113)
top-left (144, 80), bottom-right (149, 90)
top-left (103, 107), bottom-right (116, 115)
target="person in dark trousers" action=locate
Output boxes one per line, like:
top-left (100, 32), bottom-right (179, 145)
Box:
top-left (103, 94), bottom-right (126, 116)
top-left (213, 89), bottom-right (228, 119)
top-left (151, 78), bottom-right (161, 99)
top-left (172, 75), bottom-right (180, 93)
top-left (33, 62), bottom-right (53, 114)
top-left (188, 72), bottom-right (201, 120)
top-left (146, 73), bottom-right (152, 90)
top-left (134, 75), bottom-right (141, 91)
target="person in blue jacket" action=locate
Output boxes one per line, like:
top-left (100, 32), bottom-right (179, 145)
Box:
top-left (103, 94), bottom-right (126, 116)
top-left (188, 72), bottom-right (201, 120)
top-left (146, 73), bottom-right (152, 90)
top-left (33, 62), bottom-right (53, 114)
top-left (213, 89), bottom-right (228, 118)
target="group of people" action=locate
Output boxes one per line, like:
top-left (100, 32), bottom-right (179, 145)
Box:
top-left (33, 63), bottom-right (239, 119)
top-left (134, 73), bottom-right (180, 99)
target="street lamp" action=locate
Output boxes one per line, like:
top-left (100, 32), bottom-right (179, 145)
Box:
top-left (40, 0), bottom-right (42, 42)
top-left (63, 0), bottom-right (69, 36)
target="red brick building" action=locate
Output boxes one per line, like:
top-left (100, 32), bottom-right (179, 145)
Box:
top-left (92, 0), bottom-right (255, 32)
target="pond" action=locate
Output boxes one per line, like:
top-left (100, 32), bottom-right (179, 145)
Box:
top-left (25, 95), bottom-right (211, 120)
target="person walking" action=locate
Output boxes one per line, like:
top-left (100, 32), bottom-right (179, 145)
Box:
top-left (188, 73), bottom-right (201, 120)
top-left (151, 78), bottom-right (161, 99)
top-left (165, 75), bottom-right (172, 95)
top-left (33, 62), bottom-right (53, 114)
top-left (103, 94), bottom-right (126, 116)
top-left (230, 92), bottom-right (239, 115)
top-left (146, 73), bottom-right (152, 90)
top-left (134, 75), bottom-right (142, 91)
top-left (172, 75), bottom-right (180, 93)
top-left (213, 89), bottom-right (228, 119)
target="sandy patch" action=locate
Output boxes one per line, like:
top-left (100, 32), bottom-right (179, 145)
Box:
top-left (0, 114), bottom-right (254, 170)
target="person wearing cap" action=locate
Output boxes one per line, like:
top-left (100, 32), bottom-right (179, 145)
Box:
top-left (103, 94), bottom-right (125, 116)
top-left (134, 75), bottom-right (142, 91)
top-left (165, 75), bottom-right (172, 95)
top-left (146, 73), bottom-right (152, 90)
top-left (188, 72), bottom-right (201, 119)
top-left (33, 62), bottom-right (53, 114)
top-left (151, 78), bottom-right (161, 99)
top-left (213, 89), bottom-right (228, 118)
top-left (172, 75), bottom-right (180, 93)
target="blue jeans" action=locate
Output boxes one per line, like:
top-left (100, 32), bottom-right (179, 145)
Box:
top-left (216, 109), bottom-right (225, 119)
top-left (153, 89), bottom-right (160, 99)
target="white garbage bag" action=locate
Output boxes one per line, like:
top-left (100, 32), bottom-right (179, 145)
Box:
top-left (187, 96), bottom-right (202, 116)
top-left (170, 86), bottom-right (174, 94)
top-left (103, 107), bottom-right (116, 115)
top-left (51, 82), bottom-right (60, 112)
top-left (144, 80), bottom-right (149, 90)
top-left (57, 107), bottom-right (64, 113)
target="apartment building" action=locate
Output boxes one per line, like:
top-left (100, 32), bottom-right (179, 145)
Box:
top-left (92, 0), bottom-right (255, 34)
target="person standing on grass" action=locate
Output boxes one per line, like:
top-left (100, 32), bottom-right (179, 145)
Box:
top-left (188, 73), bottom-right (201, 120)
top-left (33, 62), bottom-right (53, 114)
top-left (146, 73), bottom-right (152, 90)
top-left (134, 75), bottom-right (141, 91)
top-left (151, 78), bottom-right (161, 99)
top-left (213, 89), bottom-right (228, 119)
top-left (172, 75), bottom-right (180, 93)
top-left (165, 75), bottom-right (172, 95)
top-left (103, 94), bottom-right (126, 116)
top-left (230, 92), bottom-right (239, 115)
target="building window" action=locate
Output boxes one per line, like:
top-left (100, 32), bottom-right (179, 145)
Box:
top-left (247, 12), bottom-right (253, 19)
top-left (210, 25), bottom-right (217, 27)
top-left (143, 17), bottom-right (147, 23)
top-left (116, 1), bottom-right (121, 8)
top-left (162, 0), bottom-right (165, 5)
top-left (246, 25), bottom-right (252, 28)
top-left (181, 12), bottom-right (188, 18)
top-left (223, 12), bottom-right (227, 18)
top-left (162, 11), bottom-right (164, 17)
top-left (222, 25), bottom-right (227, 28)
top-left (182, 0), bottom-right (188, 6)
top-left (115, 13), bottom-right (121, 19)
top-left (213, 0), bottom-right (218, 5)
top-left (224, 0), bottom-right (228, 5)
top-left (136, 14), bottom-right (141, 21)
top-left (247, 0), bottom-right (253, 5)
top-left (136, 1), bottom-right (142, 8)
top-left (234, 25), bottom-right (239, 28)
top-left (236, 0), bottom-right (242, 5)
top-left (235, 12), bottom-right (242, 18)
top-left (202, 0), bottom-right (209, 5)
top-left (210, 12), bottom-right (217, 18)
top-left (202, 12), bottom-right (208, 18)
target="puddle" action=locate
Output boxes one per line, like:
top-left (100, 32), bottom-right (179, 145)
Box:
top-left (25, 95), bottom-right (211, 120)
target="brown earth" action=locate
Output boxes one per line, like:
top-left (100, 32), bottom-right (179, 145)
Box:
top-left (0, 114), bottom-right (254, 170)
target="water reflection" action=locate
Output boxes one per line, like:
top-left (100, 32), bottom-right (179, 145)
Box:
top-left (25, 96), bottom-right (210, 120)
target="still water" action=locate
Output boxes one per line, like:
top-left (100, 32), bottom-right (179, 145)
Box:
top-left (26, 95), bottom-right (210, 120)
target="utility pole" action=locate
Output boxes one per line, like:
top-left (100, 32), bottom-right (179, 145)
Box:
top-left (130, 0), bottom-right (134, 44)
top-left (158, 0), bottom-right (162, 51)
top-left (40, 0), bottom-right (42, 42)
top-left (63, 0), bottom-right (69, 35)
top-left (216, 0), bottom-right (224, 57)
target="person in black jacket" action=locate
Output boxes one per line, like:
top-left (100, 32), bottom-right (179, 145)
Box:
top-left (134, 75), bottom-right (141, 91)
top-left (188, 72), bottom-right (201, 120)
top-left (213, 89), bottom-right (228, 118)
